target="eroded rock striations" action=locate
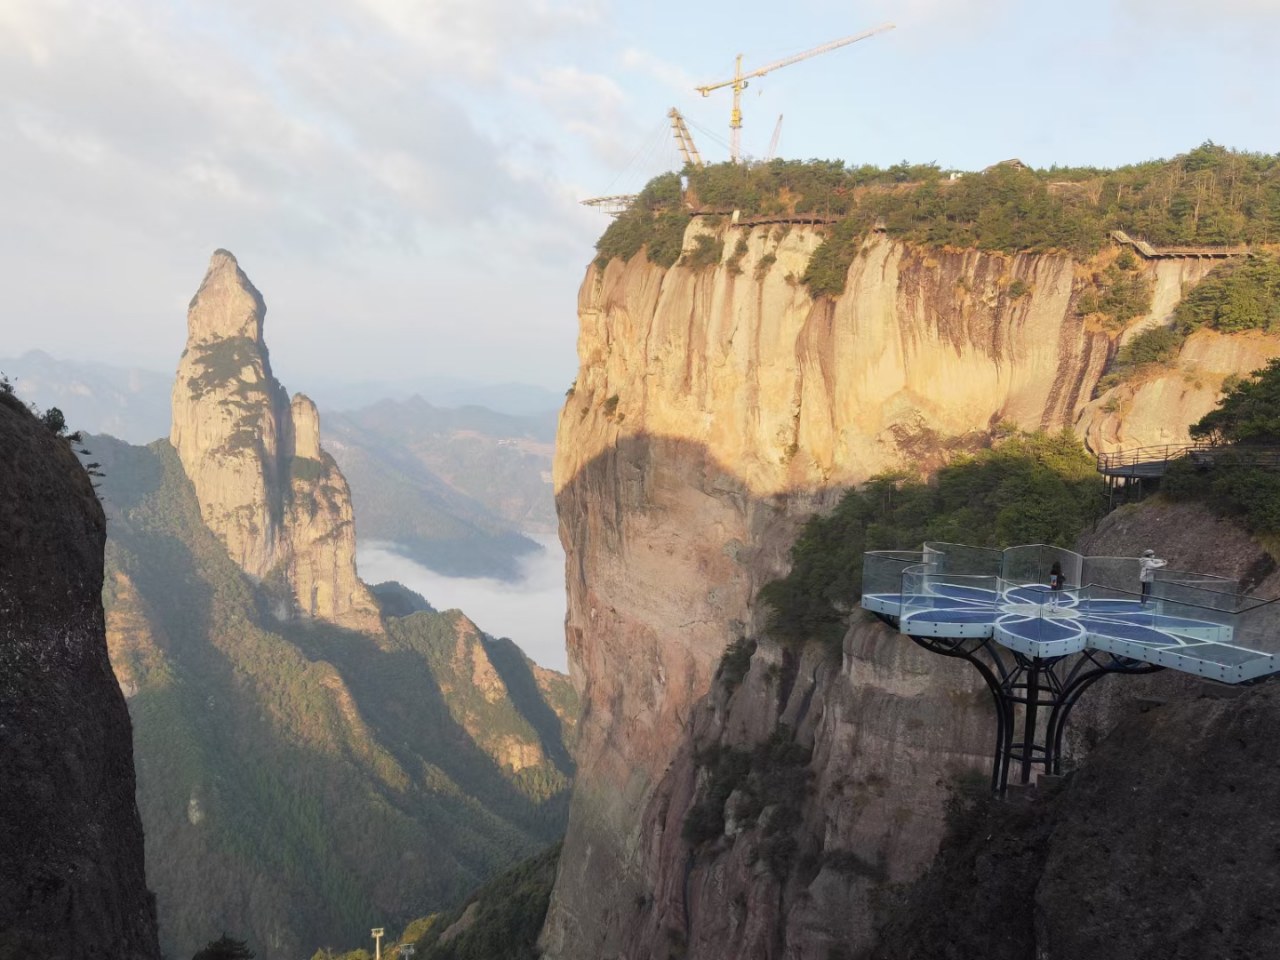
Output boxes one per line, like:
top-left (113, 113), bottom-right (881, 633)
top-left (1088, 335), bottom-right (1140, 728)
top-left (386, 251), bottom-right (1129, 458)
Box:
top-left (0, 394), bottom-right (159, 959)
top-left (170, 250), bottom-right (379, 630)
top-left (544, 226), bottom-right (1280, 958)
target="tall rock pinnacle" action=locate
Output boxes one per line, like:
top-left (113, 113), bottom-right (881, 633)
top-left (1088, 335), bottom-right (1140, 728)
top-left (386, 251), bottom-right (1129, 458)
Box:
top-left (170, 250), bottom-right (380, 631)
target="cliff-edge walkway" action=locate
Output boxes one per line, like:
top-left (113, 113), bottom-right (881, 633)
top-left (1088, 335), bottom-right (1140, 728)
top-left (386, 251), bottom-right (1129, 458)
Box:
top-left (1109, 230), bottom-right (1248, 260)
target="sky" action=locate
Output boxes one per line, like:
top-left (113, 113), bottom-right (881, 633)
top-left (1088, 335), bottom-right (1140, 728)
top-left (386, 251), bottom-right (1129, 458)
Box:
top-left (1, 0), bottom-right (1278, 393)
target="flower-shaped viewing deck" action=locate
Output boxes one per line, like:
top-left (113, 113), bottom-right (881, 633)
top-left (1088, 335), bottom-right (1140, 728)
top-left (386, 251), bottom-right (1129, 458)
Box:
top-left (862, 544), bottom-right (1279, 683)
top-left (861, 544), bottom-right (1280, 792)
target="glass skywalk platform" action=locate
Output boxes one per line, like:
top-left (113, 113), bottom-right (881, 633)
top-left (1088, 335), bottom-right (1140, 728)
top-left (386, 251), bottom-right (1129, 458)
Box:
top-left (862, 544), bottom-right (1280, 684)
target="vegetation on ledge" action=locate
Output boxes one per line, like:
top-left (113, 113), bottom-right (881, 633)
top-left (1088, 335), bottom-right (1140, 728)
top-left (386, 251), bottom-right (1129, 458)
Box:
top-left (759, 430), bottom-right (1104, 649)
top-left (1165, 359), bottom-right (1280, 534)
top-left (682, 727), bottom-right (812, 878)
top-left (595, 143), bottom-right (1280, 299)
top-left (1101, 252), bottom-right (1280, 389)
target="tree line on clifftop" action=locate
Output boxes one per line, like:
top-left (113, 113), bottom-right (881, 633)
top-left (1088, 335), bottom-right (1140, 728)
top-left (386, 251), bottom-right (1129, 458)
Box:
top-left (595, 143), bottom-right (1280, 299)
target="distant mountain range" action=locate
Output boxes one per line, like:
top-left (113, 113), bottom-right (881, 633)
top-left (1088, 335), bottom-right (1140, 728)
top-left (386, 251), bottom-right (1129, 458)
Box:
top-left (1, 350), bottom-right (559, 580)
top-left (325, 398), bottom-right (556, 579)
top-left (307, 377), bottom-right (563, 418)
top-left (0, 350), bottom-right (562, 446)
top-left (0, 349), bottom-right (172, 444)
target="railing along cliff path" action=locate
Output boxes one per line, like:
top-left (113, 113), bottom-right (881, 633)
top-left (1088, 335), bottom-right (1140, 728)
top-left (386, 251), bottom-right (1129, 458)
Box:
top-left (1109, 230), bottom-right (1249, 261)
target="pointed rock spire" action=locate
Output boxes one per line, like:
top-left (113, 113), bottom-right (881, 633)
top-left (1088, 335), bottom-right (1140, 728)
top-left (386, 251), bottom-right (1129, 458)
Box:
top-left (186, 249), bottom-right (268, 346)
top-left (170, 249), bottom-right (379, 632)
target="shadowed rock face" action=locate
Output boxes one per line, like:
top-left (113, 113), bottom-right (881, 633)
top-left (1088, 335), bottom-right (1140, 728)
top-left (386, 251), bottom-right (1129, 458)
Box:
top-left (0, 396), bottom-right (159, 960)
top-left (170, 250), bottom-right (379, 630)
top-left (543, 225), bottom-right (1280, 959)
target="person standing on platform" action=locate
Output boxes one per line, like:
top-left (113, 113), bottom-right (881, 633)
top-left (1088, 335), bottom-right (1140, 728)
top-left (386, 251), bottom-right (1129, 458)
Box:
top-left (1048, 561), bottom-right (1064, 610)
top-left (1139, 549), bottom-right (1166, 604)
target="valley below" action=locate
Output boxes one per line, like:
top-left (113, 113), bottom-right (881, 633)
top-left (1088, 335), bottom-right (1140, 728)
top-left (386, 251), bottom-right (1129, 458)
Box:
top-left (358, 533), bottom-right (569, 673)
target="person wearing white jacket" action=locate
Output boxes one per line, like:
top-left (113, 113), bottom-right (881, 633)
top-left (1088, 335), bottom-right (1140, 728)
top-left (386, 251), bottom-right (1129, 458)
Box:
top-left (1139, 549), bottom-right (1167, 604)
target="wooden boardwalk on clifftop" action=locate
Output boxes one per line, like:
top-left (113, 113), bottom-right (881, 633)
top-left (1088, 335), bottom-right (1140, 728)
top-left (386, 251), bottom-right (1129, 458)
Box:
top-left (1110, 230), bottom-right (1248, 260)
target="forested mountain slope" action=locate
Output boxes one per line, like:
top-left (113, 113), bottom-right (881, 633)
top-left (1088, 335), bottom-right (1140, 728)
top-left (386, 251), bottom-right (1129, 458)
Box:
top-left (96, 435), bottom-right (575, 959)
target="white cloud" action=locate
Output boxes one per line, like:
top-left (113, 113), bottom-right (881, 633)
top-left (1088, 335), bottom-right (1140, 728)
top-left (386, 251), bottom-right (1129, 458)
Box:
top-left (350, 0), bottom-right (603, 80)
top-left (513, 65), bottom-right (637, 164)
top-left (621, 47), bottom-right (699, 94)
top-left (1118, 0), bottom-right (1280, 17)
top-left (0, 0), bottom-right (591, 250)
top-left (0, 0), bottom-right (607, 387)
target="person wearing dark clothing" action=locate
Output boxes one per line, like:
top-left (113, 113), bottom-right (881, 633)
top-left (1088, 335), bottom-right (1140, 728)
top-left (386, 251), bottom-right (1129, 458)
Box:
top-left (1048, 560), bottom-right (1064, 610)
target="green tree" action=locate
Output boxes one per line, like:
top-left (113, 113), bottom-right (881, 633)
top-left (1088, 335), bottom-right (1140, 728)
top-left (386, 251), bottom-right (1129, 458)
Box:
top-left (193, 934), bottom-right (256, 960)
top-left (1175, 253), bottom-right (1280, 334)
top-left (1164, 359), bottom-right (1280, 534)
top-left (1191, 358), bottom-right (1280, 445)
top-left (39, 406), bottom-right (66, 436)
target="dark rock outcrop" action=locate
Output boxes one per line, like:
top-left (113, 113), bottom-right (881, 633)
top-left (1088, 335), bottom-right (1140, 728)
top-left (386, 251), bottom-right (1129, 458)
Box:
top-left (871, 682), bottom-right (1280, 960)
top-left (0, 394), bottom-right (159, 959)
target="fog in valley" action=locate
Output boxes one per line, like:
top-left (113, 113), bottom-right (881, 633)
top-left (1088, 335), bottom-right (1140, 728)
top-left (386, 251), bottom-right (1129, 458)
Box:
top-left (359, 533), bottom-right (568, 672)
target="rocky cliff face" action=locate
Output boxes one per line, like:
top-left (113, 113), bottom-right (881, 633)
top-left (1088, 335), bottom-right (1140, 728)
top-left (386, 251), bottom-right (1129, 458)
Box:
top-left (170, 250), bottom-right (379, 630)
top-left (544, 226), bottom-right (1280, 958)
top-left (1081, 328), bottom-right (1280, 452)
top-left (0, 394), bottom-right (159, 959)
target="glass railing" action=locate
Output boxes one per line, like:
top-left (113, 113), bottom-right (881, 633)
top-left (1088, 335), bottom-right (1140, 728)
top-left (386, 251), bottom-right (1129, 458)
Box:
top-left (1078, 584), bottom-right (1247, 672)
top-left (1001, 544), bottom-right (1082, 600)
top-left (1149, 578), bottom-right (1255, 613)
top-left (1078, 556), bottom-right (1140, 595)
top-left (861, 551), bottom-right (925, 603)
top-left (901, 563), bottom-right (998, 632)
top-left (922, 541), bottom-right (1003, 578)
top-left (1154, 567), bottom-right (1238, 591)
top-left (1227, 593), bottom-right (1280, 658)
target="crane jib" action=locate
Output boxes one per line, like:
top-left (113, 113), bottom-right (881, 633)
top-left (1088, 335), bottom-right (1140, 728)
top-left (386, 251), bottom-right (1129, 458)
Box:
top-left (693, 22), bottom-right (894, 163)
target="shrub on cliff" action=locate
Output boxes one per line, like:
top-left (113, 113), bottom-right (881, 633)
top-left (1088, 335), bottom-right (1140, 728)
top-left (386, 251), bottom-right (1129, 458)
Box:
top-left (390, 843), bottom-right (562, 960)
top-left (1101, 254), bottom-right (1280, 389)
top-left (1163, 360), bottom-right (1280, 534)
top-left (801, 218), bottom-right (862, 298)
top-left (681, 233), bottom-right (724, 269)
top-left (760, 431), bottom-right (1103, 649)
top-left (1192, 358), bottom-right (1280, 445)
top-left (682, 727), bottom-right (811, 859)
top-left (193, 935), bottom-right (255, 960)
top-left (594, 173), bottom-right (690, 269)
top-left (1175, 252), bottom-right (1280, 335)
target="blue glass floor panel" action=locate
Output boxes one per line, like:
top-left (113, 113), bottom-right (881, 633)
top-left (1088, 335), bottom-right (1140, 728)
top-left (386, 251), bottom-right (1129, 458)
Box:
top-left (862, 582), bottom-right (1272, 682)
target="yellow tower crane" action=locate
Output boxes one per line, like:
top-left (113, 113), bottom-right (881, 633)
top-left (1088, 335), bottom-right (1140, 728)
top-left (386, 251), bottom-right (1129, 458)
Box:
top-left (695, 23), bottom-right (895, 164)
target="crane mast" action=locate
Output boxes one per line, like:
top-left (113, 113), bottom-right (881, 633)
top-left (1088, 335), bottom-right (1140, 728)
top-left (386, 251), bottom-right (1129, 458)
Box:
top-left (668, 108), bottom-right (704, 170)
top-left (766, 114), bottom-right (784, 161)
top-left (696, 22), bottom-right (894, 163)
